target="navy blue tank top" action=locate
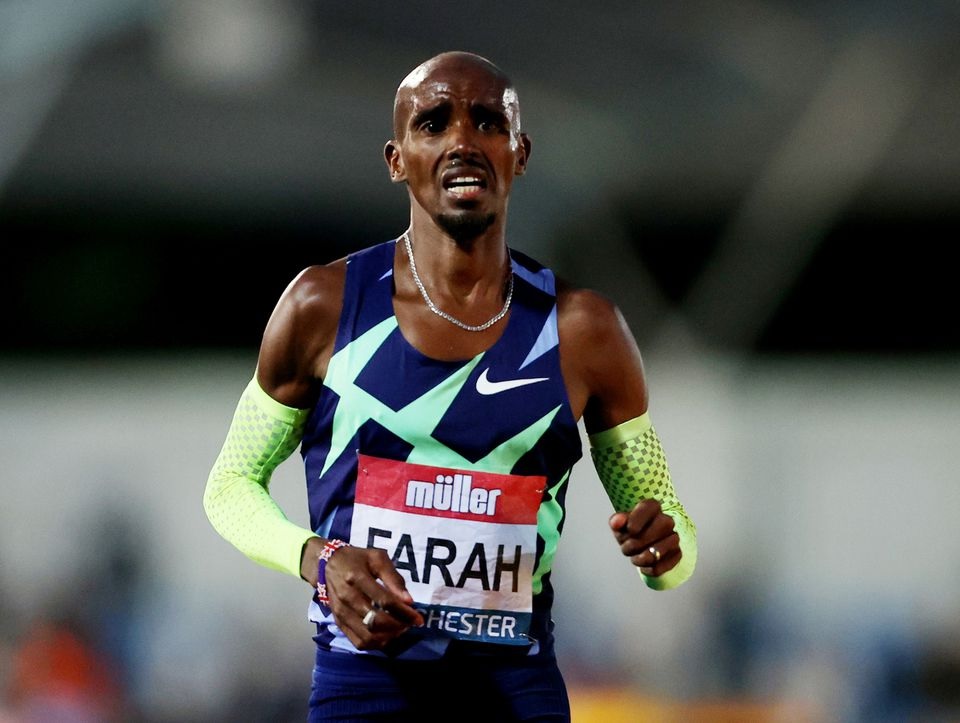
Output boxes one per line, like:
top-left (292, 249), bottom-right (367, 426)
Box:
top-left (301, 239), bottom-right (581, 659)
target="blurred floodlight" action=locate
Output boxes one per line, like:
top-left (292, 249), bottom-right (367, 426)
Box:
top-left (156, 0), bottom-right (309, 91)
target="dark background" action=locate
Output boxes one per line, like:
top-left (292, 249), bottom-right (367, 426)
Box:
top-left (4, 1), bottom-right (958, 356)
top-left (3, 5), bottom-right (960, 721)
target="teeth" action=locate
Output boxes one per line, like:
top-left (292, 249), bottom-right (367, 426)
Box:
top-left (449, 186), bottom-right (480, 197)
top-left (447, 176), bottom-right (482, 187)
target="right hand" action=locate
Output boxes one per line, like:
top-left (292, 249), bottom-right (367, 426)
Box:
top-left (303, 538), bottom-right (424, 650)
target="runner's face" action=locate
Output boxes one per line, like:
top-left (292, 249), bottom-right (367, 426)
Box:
top-left (386, 61), bottom-right (529, 238)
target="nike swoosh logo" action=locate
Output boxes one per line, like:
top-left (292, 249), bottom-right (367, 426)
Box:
top-left (475, 368), bottom-right (549, 395)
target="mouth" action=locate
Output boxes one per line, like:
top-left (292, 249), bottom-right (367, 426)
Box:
top-left (441, 170), bottom-right (488, 201)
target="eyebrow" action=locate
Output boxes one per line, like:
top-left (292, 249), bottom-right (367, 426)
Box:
top-left (472, 104), bottom-right (508, 124)
top-left (409, 98), bottom-right (509, 129)
top-left (409, 101), bottom-right (452, 129)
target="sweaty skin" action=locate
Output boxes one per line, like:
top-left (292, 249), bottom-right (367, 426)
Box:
top-left (255, 52), bottom-right (680, 651)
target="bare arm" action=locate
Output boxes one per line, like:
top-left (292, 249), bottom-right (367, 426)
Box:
top-left (203, 264), bottom-right (343, 580)
top-left (255, 260), bottom-right (424, 646)
top-left (256, 262), bottom-right (346, 408)
top-left (559, 284), bottom-right (695, 586)
top-left (557, 285), bottom-right (649, 432)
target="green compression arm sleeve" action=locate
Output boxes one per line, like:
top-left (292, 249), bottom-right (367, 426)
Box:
top-left (203, 378), bottom-right (318, 578)
top-left (589, 413), bottom-right (697, 590)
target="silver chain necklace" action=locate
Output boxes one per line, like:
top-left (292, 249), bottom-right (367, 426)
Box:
top-left (401, 231), bottom-right (513, 332)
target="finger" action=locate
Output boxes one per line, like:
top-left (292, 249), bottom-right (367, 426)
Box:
top-left (368, 550), bottom-right (423, 625)
top-left (634, 546), bottom-right (682, 577)
top-left (608, 511), bottom-right (629, 534)
top-left (337, 606), bottom-right (404, 651)
top-left (624, 499), bottom-right (663, 538)
top-left (357, 605), bottom-right (407, 637)
top-left (338, 565), bottom-right (422, 628)
top-left (609, 500), bottom-right (662, 543)
top-left (330, 584), bottom-right (412, 646)
top-left (323, 552), bottom-right (417, 651)
top-left (627, 530), bottom-right (679, 564)
top-left (333, 549), bottom-right (423, 627)
top-left (365, 550), bottom-right (424, 625)
top-left (627, 530), bottom-right (680, 571)
top-left (618, 516), bottom-right (676, 557)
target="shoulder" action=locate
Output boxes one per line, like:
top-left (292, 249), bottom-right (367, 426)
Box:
top-left (280, 259), bottom-right (348, 323)
top-left (267, 259), bottom-right (349, 351)
top-left (256, 258), bottom-right (349, 407)
top-left (556, 278), bottom-right (625, 345)
top-left (555, 276), bottom-right (649, 430)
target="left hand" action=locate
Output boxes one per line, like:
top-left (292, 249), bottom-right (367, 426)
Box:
top-left (609, 499), bottom-right (681, 577)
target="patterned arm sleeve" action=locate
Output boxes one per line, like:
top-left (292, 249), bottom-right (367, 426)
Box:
top-left (203, 378), bottom-right (318, 578)
top-left (589, 413), bottom-right (697, 590)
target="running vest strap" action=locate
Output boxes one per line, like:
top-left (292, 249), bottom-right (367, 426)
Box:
top-left (301, 239), bottom-right (582, 658)
top-left (589, 413), bottom-right (697, 590)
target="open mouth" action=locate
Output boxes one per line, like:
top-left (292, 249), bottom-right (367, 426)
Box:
top-left (442, 174), bottom-right (487, 200)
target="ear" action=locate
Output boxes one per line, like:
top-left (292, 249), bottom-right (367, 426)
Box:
top-left (514, 133), bottom-right (532, 176)
top-left (384, 140), bottom-right (406, 183)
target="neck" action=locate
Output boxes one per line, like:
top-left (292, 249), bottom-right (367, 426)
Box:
top-left (401, 229), bottom-right (514, 333)
top-left (406, 214), bottom-right (510, 293)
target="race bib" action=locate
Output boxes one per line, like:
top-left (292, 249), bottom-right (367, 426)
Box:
top-left (352, 454), bottom-right (545, 646)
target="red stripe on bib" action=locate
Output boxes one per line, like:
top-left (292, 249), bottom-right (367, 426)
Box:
top-left (357, 454), bottom-right (544, 525)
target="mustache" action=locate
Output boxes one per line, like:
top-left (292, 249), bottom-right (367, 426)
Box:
top-left (442, 157), bottom-right (489, 173)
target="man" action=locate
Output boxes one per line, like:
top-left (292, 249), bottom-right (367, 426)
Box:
top-left (205, 51), bottom-right (696, 722)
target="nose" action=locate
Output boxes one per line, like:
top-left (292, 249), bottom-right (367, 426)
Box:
top-left (445, 118), bottom-right (480, 161)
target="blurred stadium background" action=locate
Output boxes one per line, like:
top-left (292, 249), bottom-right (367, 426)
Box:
top-left (2, 1), bottom-right (959, 721)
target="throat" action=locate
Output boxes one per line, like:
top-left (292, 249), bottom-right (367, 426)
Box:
top-left (401, 231), bottom-right (514, 334)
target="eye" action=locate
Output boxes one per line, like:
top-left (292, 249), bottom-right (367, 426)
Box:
top-left (419, 119), bottom-right (445, 134)
top-left (477, 119), bottom-right (502, 133)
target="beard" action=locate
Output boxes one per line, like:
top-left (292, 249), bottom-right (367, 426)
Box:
top-left (438, 210), bottom-right (496, 246)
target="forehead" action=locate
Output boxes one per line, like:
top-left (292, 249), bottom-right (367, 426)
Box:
top-left (400, 61), bottom-right (517, 115)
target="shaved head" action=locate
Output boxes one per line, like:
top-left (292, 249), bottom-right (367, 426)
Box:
top-left (384, 51), bottom-right (531, 244)
top-left (392, 52), bottom-right (520, 140)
